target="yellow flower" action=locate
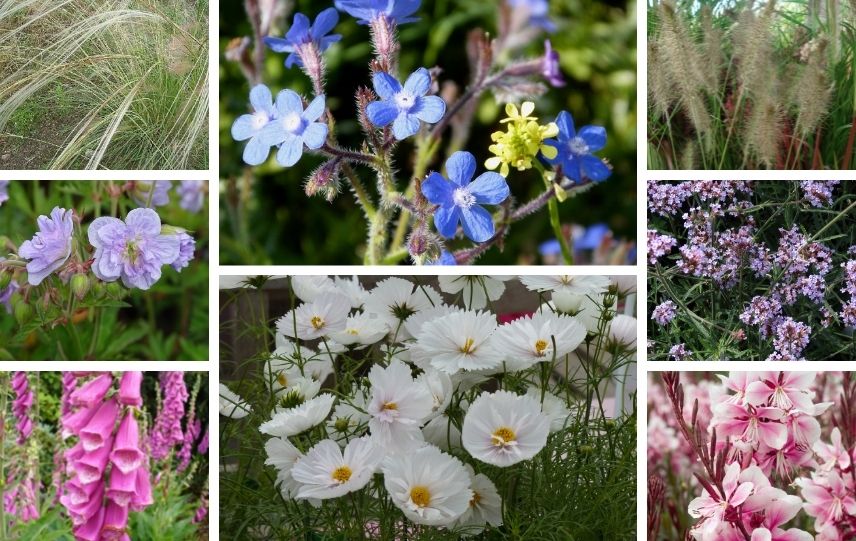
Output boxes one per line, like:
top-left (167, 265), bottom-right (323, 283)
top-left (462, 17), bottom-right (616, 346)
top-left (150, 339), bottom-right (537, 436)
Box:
top-left (485, 102), bottom-right (559, 177)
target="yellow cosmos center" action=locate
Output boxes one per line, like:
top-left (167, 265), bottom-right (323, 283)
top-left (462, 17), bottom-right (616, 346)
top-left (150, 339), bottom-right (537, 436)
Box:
top-left (410, 486), bottom-right (431, 507)
top-left (460, 337), bottom-right (476, 354)
top-left (382, 402), bottom-right (397, 411)
top-left (331, 466), bottom-right (352, 483)
top-left (276, 373), bottom-right (288, 387)
top-left (310, 316), bottom-right (325, 330)
top-left (534, 339), bottom-right (549, 356)
top-left (470, 491), bottom-right (482, 507)
top-left (347, 328), bottom-right (359, 335)
top-left (491, 426), bottom-right (517, 447)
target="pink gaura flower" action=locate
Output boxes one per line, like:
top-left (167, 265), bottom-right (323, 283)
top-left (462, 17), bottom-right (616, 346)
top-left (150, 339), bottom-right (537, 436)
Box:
top-left (814, 427), bottom-right (851, 471)
top-left (744, 488), bottom-right (813, 541)
top-left (689, 462), bottom-right (754, 535)
top-left (753, 438), bottom-right (815, 481)
top-left (718, 372), bottom-right (756, 404)
top-left (713, 403), bottom-right (788, 449)
top-left (798, 472), bottom-right (856, 529)
top-left (786, 410), bottom-right (821, 448)
top-left (744, 371), bottom-right (815, 412)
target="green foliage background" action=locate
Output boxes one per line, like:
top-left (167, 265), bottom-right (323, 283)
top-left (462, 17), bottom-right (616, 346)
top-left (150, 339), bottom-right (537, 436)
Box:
top-left (219, 0), bottom-right (637, 264)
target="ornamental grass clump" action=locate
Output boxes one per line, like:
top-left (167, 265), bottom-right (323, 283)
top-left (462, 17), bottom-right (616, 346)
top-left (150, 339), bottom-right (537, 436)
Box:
top-left (220, 275), bottom-right (637, 539)
top-left (225, 0), bottom-right (619, 265)
top-left (647, 180), bottom-right (856, 361)
top-left (648, 372), bottom-right (856, 541)
top-left (647, 1), bottom-right (856, 170)
top-left (0, 180), bottom-right (208, 361)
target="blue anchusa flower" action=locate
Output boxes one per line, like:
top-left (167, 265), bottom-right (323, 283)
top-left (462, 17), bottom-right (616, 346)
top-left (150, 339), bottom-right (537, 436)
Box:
top-left (421, 151), bottom-right (510, 243)
top-left (544, 111), bottom-right (611, 183)
top-left (507, 0), bottom-right (556, 32)
top-left (264, 8), bottom-right (342, 68)
top-left (367, 68), bottom-right (445, 140)
top-left (334, 0), bottom-right (421, 25)
top-left (260, 91), bottom-right (328, 167)
top-left (231, 85), bottom-right (280, 166)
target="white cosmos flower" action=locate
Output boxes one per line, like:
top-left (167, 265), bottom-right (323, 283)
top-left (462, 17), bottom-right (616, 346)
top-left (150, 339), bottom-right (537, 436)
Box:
top-left (609, 275), bottom-right (636, 295)
top-left (329, 312), bottom-right (389, 346)
top-left (290, 437), bottom-right (382, 499)
top-left (437, 276), bottom-right (511, 310)
top-left (367, 360), bottom-right (433, 453)
top-left (454, 465), bottom-right (503, 535)
top-left (333, 275), bottom-right (368, 308)
top-left (403, 304), bottom-right (461, 338)
top-left (363, 277), bottom-right (442, 333)
top-left (264, 436), bottom-right (303, 499)
top-left (417, 369), bottom-right (453, 421)
top-left (422, 414), bottom-right (462, 450)
top-left (550, 290), bottom-right (584, 313)
top-left (382, 445), bottom-right (472, 526)
top-left (574, 293), bottom-right (615, 333)
top-left (277, 292), bottom-right (350, 340)
top-left (491, 311), bottom-right (586, 371)
top-left (326, 392), bottom-right (371, 447)
top-left (609, 314), bottom-right (637, 347)
top-left (259, 393), bottom-right (336, 437)
top-left (219, 384), bottom-right (252, 419)
top-left (462, 390), bottom-right (550, 467)
top-left (525, 387), bottom-right (572, 433)
top-left (519, 275), bottom-right (611, 296)
top-left (291, 275), bottom-right (337, 302)
top-left (411, 311), bottom-right (505, 374)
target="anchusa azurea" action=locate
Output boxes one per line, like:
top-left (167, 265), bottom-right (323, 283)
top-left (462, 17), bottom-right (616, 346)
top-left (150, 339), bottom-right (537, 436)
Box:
top-left (649, 372), bottom-right (856, 541)
top-left (220, 275), bottom-right (637, 538)
top-left (647, 180), bottom-right (855, 361)
top-left (227, 0), bottom-right (613, 264)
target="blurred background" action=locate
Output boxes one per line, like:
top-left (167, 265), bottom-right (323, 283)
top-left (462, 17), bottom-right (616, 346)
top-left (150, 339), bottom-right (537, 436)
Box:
top-left (220, 0), bottom-right (637, 265)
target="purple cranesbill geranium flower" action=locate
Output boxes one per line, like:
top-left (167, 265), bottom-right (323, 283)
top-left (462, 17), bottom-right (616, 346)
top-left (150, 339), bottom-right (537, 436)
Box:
top-left (421, 151), bottom-right (510, 243)
top-left (334, 0), bottom-right (420, 25)
top-left (542, 40), bottom-right (565, 87)
top-left (232, 84), bottom-right (280, 166)
top-left (19, 206), bottom-right (74, 286)
top-left (544, 111), bottom-right (611, 183)
top-left (0, 180), bottom-right (9, 206)
top-left (130, 180), bottom-right (172, 207)
top-left (264, 8), bottom-right (341, 68)
top-left (171, 230), bottom-right (196, 272)
top-left (366, 68), bottom-right (445, 140)
top-left (0, 279), bottom-right (19, 314)
top-left (176, 180), bottom-right (206, 213)
top-left (258, 90), bottom-right (328, 167)
top-left (88, 208), bottom-right (181, 291)
top-left (507, 0), bottom-right (556, 32)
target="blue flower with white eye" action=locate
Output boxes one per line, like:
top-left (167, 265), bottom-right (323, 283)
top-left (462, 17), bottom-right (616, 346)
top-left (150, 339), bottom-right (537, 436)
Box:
top-left (259, 91), bottom-right (328, 167)
top-left (264, 8), bottom-right (342, 68)
top-left (334, 0), bottom-right (421, 25)
top-left (421, 151), bottom-right (510, 243)
top-left (366, 68), bottom-right (445, 140)
top-left (544, 111), bottom-right (611, 183)
top-left (231, 85), bottom-right (280, 166)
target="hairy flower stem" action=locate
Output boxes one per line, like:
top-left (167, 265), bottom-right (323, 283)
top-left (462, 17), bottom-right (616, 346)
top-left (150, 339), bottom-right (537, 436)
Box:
top-left (321, 144), bottom-right (375, 165)
top-left (341, 163), bottom-right (376, 219)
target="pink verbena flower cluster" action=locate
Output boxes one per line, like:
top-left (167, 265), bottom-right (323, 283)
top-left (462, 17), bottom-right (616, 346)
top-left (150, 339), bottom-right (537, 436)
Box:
top-left (59, 371), bottom-right (152, 541)
top-left (647, 180), bottom-right (852, 361)
top-left (649, 372), bottom-right (856, 541)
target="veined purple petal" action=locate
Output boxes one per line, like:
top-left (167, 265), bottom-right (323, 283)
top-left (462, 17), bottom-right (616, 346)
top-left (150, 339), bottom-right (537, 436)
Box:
top-left (468, 172), bottom-right (510, 205)
top-left (403, 67), bottom-right (431, 96)
top-left (125, 207), bottom-right (161, 237)
top-left (366, 100), bottom-right (398, 127)
top-left (433, 204), bottom-right (460, 239)
top-left (459, 205), bottom-right (495, 242)
top-left (372, 72), bottom-right (402, 100)
top-left (420, 172), bottom-right (454, 206)
top-left (444, 151), bottom-right (476, 186)
top-left (412, 95), bottom-right (445, 124)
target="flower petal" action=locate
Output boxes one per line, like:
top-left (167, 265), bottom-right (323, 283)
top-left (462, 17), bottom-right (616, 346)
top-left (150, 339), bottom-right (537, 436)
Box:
top-left (303, 94), bottom-right (326, 122)
top-left (249, 84), bottom-right (273, 112)
top-left (433, 205), bottom-right (459, 239)
top-left (554, 111), bottom-right (576, 139)
top-left (242, 136), bottom-right (271, 166)
top-left (445, 151), bottom-right (476, 186)
top-left (302, 123), bottom-right (328, 149)
top-left (459, 205), bottom-right (495, 243)
top-left (580, 155), bottom-right (611, 182)
top-left (403, 67), bottom-right (431, 96)
top-left (392, 113), bottom-right (420, 140)
top-left (258, 121), bottom-right (288, 147)
top-left (412, 95), bottom-right (445, 124)
top-left (311, 8), bottom-right (339, 40)
top-left (484, 156), bottom-right (503, 171)
top-left (366, 101), bottom-right (398, 127)
top-left (231, 114), bottom-right (259, 141)
top-left (275, 89), bottom-right (304, 116)
top-left (468, 172), bottom-right (509, 205)
top-left (264, 36), bottom-right (293, 54)
top-left (286, 13), bottom-right (311, 41)
top-left (420, 172), bottom-right (453, 206)
top-left (372, 72), bottom-right (401, 100)
top-left (125, 208), bottom-right (162, 236)
top-left (579, 125), bottom-right (606, 151)
top-left (276, 136), bottom-right (304, 167)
